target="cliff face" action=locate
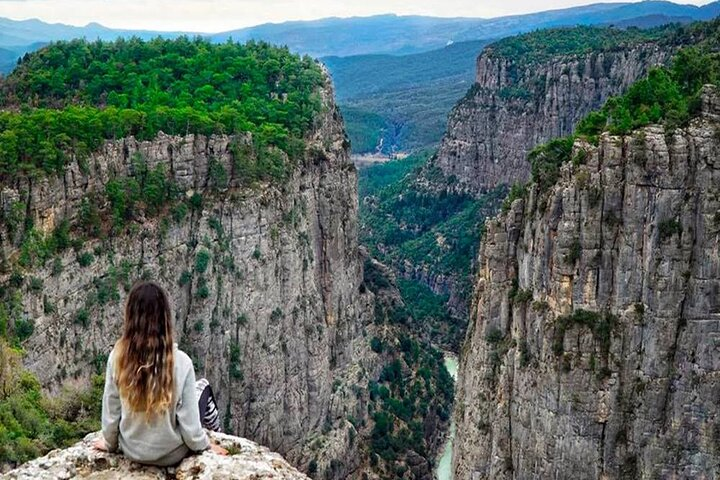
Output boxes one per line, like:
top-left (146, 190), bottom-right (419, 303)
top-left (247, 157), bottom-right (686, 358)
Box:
top-left (433, 44), bottom-right (673, 194)
top-left (0, 78), bottom-right (378, 477)
top-left (453, 86), bottom-right (720, 479)
top-left (3, 432), bottom-right (310, 479)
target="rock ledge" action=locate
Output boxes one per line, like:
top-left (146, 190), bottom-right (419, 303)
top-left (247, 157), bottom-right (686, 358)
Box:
top-left (2, 432), bottom-right (310, 479)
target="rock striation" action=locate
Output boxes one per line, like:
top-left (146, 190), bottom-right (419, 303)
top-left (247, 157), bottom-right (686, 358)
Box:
top-left (433, 43), bottom-right (673, 194)
top-left (452, 86), bottom-right (720, 479)
top-left (0, 73), bottom-right (379, 478)
top-left (2, 432), bottom-right (310, 479)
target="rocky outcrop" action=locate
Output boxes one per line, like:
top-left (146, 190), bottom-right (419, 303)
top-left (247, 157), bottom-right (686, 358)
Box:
top-left (3, 432), bottom-right (310, 479)
top-left (433, 43), bottom-right (673, 194)
top-left (0, 75), bottom-right (379, 478)
top-left (453, 86), bottom-right (720, 479)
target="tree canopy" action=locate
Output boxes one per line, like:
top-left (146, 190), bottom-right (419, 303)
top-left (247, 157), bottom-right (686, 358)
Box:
top-left (0, 37), bottom-right (325, 180)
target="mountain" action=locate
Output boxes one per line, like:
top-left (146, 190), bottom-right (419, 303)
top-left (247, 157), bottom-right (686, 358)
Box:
top-left (0, 17), bottom-right (189, 45)
top-left (603, 13), bottom-right (695, 28)
top-left (2, 2), bottom-right (720, 155)
top-left (318, 3), bottom-right (720, 154)
top-left (212, 15), bottom-right (487, 57)
top-left (215, 1), bottom-right (720, 58)
top-left (357, 24), bottom-right (687, 350)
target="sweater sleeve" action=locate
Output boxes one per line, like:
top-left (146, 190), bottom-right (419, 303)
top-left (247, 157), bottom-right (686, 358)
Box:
top-left (177, 366), bottom-right (211, 452)
top-left (101, 349), bottom-right (121, 452)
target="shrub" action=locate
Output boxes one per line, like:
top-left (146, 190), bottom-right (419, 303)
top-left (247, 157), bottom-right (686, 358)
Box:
top-left (370, 337), bottom-right (384, 353)
top-left (658, 219), bottom-right (682, 240)
top-left (28, 277), bottom-right (43, 292)
top-left (566, 239), bottom-right (582, 264)
top-left (178, 270), bottom-right (192, 286)
top-left (501, 183), bottom-right (527, 212)
top-left (172, 202), bottom-right (189, 222)
top-left (77, 252), bottom-right (94, 267)
top-left (189, 193), bottom-right (203, 211)
top-left (552, 309), bottom-right (616, 358)
top-left (196, 277), bottom-right (210, 299)
top-left (74, 309), bottom-right (89, 327)
top-left (512, 289), bottom-right (533, 305)
top-left (195, 250), bottom-right (211, 274)
top-left (485, 327), bottom-right (504, 344)
top-left (529, 137), bottom-right (574, 193)
top-left (229, 342), bottom-right (242, 380)
top-left (13, 319), bottom-right (34, 343)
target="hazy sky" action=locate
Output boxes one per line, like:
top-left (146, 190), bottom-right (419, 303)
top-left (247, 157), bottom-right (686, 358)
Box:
top-left (0, 0), bottom-right (715, 32)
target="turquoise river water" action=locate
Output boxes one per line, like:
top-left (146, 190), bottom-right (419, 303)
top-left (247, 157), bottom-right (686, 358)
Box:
top-left (435, 354), bottom-right (458, 480)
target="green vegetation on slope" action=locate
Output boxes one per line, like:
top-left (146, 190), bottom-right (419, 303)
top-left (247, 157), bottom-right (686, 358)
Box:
top-left (0, 339), bottom-right (102, 466)
top-left (577, 46), bottom-right (718, 136)
top-left (362, 260), bottom-right (454, 477)
top-left (530, 40), bottom-right (720, 190)
top-left (360, 153), bottom-right (506, 349)
top-left (0, 37), bottom-right (324, 180)
top-left (358, 150), bottom-right (431, 198)
top-left (485, 24), bottom-right (679, 66)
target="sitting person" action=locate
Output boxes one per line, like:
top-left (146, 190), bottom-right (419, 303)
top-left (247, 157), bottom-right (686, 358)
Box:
top-left (93, 281), bottom-right (227, 465)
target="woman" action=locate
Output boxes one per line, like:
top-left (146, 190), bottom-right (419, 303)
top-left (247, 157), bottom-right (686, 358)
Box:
top-left (93, 281), bottom-right (227, 465)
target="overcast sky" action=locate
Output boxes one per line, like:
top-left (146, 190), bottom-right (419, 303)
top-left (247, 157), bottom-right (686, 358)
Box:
top-left (0, 0), bottom-right (715, 32)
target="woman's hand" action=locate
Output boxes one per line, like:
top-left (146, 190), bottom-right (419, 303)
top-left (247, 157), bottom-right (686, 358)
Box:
top-left (210, 442), bottom-right (229, 456)
top-left (92, 438), bottom-right (108, 452)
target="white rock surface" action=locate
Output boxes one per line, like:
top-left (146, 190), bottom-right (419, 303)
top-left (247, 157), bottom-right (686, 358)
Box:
top-left (2, 432), bottom-right (310, 480)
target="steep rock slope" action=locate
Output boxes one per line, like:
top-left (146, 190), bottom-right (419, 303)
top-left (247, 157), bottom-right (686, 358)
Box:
top-left (453, 86), bottom-right (720, 479)
top-left (3, 431), bottom-right (309, 479)
top-left (0, 72), bottom-right (378, 477)
top-left (433, 32), bottom-right (676, 194)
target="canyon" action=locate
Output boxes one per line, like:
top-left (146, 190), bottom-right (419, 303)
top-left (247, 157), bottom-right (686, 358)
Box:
top-left (4, 14), bottom-right (720, 480)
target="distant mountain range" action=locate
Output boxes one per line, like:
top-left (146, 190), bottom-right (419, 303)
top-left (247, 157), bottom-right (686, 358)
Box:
top-left (1, 1), bottom-right (719, 66)
top-left (214, 1), bottom-right (720, 57)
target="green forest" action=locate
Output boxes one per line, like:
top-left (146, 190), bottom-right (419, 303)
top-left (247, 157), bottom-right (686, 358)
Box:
top-left (485, 24), bottom-right (679, 66)
top-left (0, 37), bottom-right (324, 180)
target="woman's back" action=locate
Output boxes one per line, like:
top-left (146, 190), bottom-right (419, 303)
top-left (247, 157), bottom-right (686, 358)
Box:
top-left (102, 345), bottom-right (210, 466)
top-left (99, 282), bottom-right (213, 466)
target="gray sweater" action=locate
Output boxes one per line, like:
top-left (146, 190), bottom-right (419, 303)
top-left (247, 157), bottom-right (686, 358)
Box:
top-left (101, 345), bottom-right (211, 466)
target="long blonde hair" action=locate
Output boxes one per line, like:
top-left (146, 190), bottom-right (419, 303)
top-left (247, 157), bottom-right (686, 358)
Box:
top-left (114, 281), bottom-right (175, 418)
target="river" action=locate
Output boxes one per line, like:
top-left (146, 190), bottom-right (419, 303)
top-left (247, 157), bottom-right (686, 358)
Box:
top-left (436, 354), bottom-right (458, 480)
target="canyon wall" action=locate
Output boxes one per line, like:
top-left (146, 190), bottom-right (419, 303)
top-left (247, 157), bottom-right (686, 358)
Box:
top-left (433, 44), bottom-right (673, 194)
top-left (453, 86), bottom-right (720, 480)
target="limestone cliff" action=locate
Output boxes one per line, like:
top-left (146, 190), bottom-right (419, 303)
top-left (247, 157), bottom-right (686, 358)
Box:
top-left (453, 86), bottom-right (720, 479)
top-left (3, 432), bottom-right (310, 479)
top-left (433, 43), bottom-right (673, 194)
top-left (0, 74), bottom-right (379, 478)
